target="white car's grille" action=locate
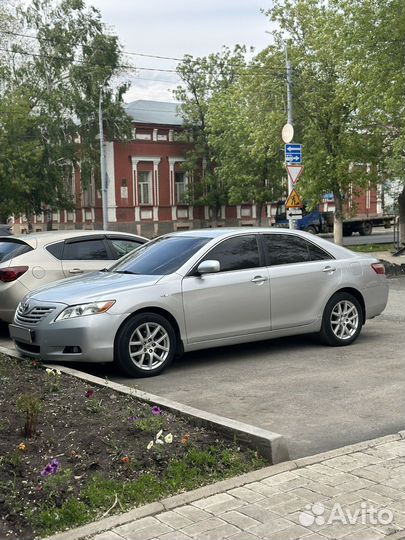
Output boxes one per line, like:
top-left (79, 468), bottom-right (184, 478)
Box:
top-left (15, 305), bottom-right (55, 326)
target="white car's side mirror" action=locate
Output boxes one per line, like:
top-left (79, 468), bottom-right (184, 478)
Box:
top-left (197, 260), bottom-right (220, 275)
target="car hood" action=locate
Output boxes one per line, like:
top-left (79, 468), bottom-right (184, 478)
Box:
top-left (27, 272), bottom-right (163, 305)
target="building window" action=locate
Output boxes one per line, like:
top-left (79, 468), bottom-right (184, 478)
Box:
top-left (138, 171), bottom-right (152, 205)
top-left (175, 172), bottom-right (187, 204)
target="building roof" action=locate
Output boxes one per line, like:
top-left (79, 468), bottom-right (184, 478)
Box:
top-left (125, 100), bottom-right (183, 126)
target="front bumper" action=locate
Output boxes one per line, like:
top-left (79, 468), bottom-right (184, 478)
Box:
top-left (11, 303), bottom-right (125, 363)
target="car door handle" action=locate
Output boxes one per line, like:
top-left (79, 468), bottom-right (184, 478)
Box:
top-left (251, 276), bottom-right (268, 283)
top-left (322, 266), bottom-right (336, 273)
top-left (69, 268), bottom-right (83, 274)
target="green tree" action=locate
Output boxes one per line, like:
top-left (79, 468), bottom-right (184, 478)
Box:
top-left (265, 0), bottom-right (384, 244)
top-left (342, 0), bottom-right (405, 242)
top-left (174, 46), bottom-right (246, 223)
top-left (0, 0), bottom-right (132, 226)
top-left (207, 52), bottom-right (286, 224)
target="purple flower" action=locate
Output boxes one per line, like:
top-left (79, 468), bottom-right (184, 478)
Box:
top-left (151, 406), bottom-right (162, 416)
top-left (40, 458), bottom-right (61, 477)
top-left (85, 388), bottom-right (95, 399)
top-left (128, 415), bottom-right (140, 423)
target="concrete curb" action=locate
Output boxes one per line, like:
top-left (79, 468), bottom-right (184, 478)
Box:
top-left (42, 431), bottom-right (404, 540)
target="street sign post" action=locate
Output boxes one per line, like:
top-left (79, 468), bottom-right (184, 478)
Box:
top-left (286, 164), bottom-right (304, 185)
top-left (285, 143), bottom-right (302, 164)
top-left (285, 188), bottom-right (303, 209)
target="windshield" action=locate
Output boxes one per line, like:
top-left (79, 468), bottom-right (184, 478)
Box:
top-left (108, 235), bottom-right (211, 275)
top-left (0, 239), bottom-right (33, 263)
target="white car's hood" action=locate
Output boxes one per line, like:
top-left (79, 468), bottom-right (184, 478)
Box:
top-left (26, 271), bottom-right (163, 305)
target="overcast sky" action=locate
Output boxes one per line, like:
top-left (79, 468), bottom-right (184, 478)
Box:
top-left (88, 0), bottom-right (273, 103)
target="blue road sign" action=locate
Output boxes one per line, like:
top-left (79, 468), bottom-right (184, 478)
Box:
top-left (285, 143), bottom-right (302, 164)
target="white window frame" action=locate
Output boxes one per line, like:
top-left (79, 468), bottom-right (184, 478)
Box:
top-left (175, 171), bottom-right (187, 204)
top-left (138, 171), bottom-right (153, 205)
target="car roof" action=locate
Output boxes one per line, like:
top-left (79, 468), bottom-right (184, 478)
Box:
top-left (0, 230), bottom-right (147, 249)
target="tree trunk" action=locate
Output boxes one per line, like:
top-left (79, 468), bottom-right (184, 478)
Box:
top-left (333, 192), bottom-right (343, 246)
top-left (257, 202), bottom-right (263, 226)
top-left (398, 185), bottom-right (405, 245)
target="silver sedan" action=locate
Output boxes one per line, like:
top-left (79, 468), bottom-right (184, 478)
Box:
top-left (9, 228), bottom-right (388, 377)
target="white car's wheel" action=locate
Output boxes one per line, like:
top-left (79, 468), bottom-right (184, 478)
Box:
top-left (320, 292), bottom-right (363, 346)
top-left (115, 313), bottom-right (176, 377)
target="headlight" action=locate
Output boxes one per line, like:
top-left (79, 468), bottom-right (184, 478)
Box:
top-left (55, 300), bottom-right (116, 321)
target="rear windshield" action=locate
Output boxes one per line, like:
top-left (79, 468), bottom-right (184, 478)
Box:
top-left (108, 236), bottom-right (211, 275)
top-left (0, 239), bottom-right (33, 263)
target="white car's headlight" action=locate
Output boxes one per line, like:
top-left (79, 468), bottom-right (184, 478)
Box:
top-left (55, 300), bottom-right (116, 321)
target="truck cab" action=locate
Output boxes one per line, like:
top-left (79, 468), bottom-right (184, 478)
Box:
top-left (273, 201), bottom-right (333, 234)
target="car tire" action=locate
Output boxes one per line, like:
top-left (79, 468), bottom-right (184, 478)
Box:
top-left (359, 222), bottom-right (372, 236)
top-left (305, 225), bottom-right (317, 234)
top-left (320, 292), bottom-right (363, 346)
top-left (115, 312), bottom-right (176, 377)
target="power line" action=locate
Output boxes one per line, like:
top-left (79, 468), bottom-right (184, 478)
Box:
top-left (0, 29), bottom-right (182, 61)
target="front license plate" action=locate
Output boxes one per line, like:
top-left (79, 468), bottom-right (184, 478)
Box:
top-left (9, 324), bottom-right (34, 344)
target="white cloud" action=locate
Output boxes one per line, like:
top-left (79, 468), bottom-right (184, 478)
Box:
top-left (88, 0), bottom-right (274, 102)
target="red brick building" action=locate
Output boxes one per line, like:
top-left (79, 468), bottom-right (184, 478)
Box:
top-left (12, 100), bottom-right (382, 236)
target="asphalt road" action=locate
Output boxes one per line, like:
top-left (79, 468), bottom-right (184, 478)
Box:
top-left (1, 278), bottom-right (403, 460)
top-left (323, 226), bottom-right (395, 246)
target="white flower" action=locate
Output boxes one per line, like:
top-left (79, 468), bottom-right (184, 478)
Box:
top-left (164, 433), bottom-right (173, 444)
top-left (147, 440), bottom-right (154, 450)
top-left (56, 369), bottom-right (62, 376)
top-left (156, 438), bottom-right (164, 445)
top-left (156, 429), bottom-right (163, 440)
top-left (46, 368), bottom-right (55, 375)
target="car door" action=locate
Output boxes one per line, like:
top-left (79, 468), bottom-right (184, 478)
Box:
top-left (61, 236), bottom-right (112, 277)
top-left (182, 234), bottom-right (270, 344)
top-left (261, 233), bottom-right (342, 330)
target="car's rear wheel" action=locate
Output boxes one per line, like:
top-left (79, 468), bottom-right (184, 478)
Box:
top-left (320, 292), bottom-right (363, 346)
top-left (115, 312), bottom-right (176, 377)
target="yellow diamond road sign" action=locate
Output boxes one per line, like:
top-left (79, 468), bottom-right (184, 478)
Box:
top-left (285, 188), bottom-right (303, 208)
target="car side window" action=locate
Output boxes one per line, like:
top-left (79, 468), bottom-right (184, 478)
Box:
top-left (63, 239), bottom-right (109, 261)
top-left (201, 235), bottom-right (260, 272)
top-left (108, 238), bottom-right (144, 259)
top-left (307, 241), bottom-right (333, 261)
top-left (45, 241), bottom-right (64, 260)
top-left (262, 234), bottom-right (332, 265)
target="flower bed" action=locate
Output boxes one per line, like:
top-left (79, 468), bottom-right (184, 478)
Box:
top-left (0, 353), bottom-right (267, 539)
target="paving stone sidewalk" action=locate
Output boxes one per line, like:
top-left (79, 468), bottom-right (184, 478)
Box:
top-left (47, 432), bottom-right (405, 540)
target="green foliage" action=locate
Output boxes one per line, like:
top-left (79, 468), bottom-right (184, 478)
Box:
top-left (174, 46), bottom-right (247, 218)
top-left (28, 445), bottom-right (265, 536)
top-left (16, 393), bottom-right (42, 438)
top-left (131, 415), bottom-right (165, 433)
top-left (0, 0), bottom-right (132, 220)
top-left (34, 498), bottom-right (90, 535)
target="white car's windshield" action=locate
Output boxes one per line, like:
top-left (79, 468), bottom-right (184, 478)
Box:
top-left (108, 235), bottom-right (210, 275)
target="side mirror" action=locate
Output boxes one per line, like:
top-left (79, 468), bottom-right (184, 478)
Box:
top-left (197, 260), bottom-right (220, 275)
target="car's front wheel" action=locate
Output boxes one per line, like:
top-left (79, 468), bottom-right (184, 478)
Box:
top-left (115, 312), bottom-right (176, 377)
top-left (320, 292), bottom-right (363, 346)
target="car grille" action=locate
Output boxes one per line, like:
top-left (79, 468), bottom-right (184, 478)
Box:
top-left (15, 305), bottom-right (55, 326)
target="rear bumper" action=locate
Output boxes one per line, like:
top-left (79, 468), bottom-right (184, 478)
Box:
top-left (362, 280), bottom-right (389, 319)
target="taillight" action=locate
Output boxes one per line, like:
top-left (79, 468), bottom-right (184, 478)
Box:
top-left (371, 262), bottom-right (385, 275)
top-left (0, 266), bottom-right (29, 282)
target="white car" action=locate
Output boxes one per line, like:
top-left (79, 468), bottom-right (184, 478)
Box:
top-left (0, 230), bottom-right (147, 322)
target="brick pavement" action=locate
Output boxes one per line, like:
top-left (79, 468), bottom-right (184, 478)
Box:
top-left (57, 433), bottom-right (405, 540)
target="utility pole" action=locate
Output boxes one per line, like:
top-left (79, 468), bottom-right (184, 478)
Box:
top-left (99, 81), bottom-right (108, 231)
top-left (285, 46), bottom-right (295, 229)
top-left (286, 48), bottom-right (293, 126)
